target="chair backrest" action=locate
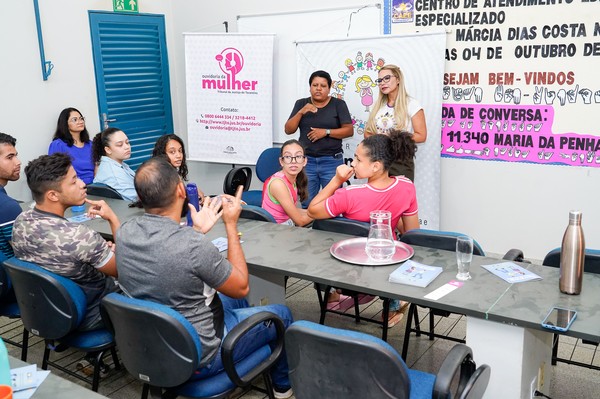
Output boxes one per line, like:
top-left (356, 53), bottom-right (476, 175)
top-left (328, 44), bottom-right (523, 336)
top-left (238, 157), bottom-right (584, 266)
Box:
top-left (0, 221), bottom-right (15, 263)
top-left (223, 167), bottom-right (252, 196)
top-left (286, 320), bottom-right (412, 399)
top-left (312, 217), bottom-right (370, 238)
top-left (458, 364), bottom-right (492, 399)
top-left (255, 148), bottom-right (282, 183)
top-left (400, 229), bottom-right (485, 256)
top-left (101, 293), bottom-right (201, 388)
top-left (240, 205), bottom-right (276, 223)
top-left (542, 248), bottom-right (600, 274)
top-left (86, 183), bottom-right (124, 199)
top-left (3, 258), bottom-right (86, 338)
top-left (0, 221), bottom-right (15, 298)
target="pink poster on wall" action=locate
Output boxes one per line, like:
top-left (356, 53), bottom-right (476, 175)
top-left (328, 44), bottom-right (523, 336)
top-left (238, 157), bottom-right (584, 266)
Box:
top-left (441, 101), bottom-right (600, 166)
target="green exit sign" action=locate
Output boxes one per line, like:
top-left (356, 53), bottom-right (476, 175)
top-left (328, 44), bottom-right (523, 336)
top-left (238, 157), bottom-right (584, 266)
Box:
top-left (113, 0), bottom-right (139, 13)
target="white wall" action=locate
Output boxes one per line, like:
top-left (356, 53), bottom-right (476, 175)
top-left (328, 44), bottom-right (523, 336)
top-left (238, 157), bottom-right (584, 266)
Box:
top-left (2, 0), bottom-right (598, 260)
top-left (168, 0), bottom-right (381, 196)
top-left (0, 0), bottom-right (176, 198)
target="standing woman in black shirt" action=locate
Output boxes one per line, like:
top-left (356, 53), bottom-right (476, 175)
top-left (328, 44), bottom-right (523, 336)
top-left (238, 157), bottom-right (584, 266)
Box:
top-left (285, 70), bottom-right (353, 207)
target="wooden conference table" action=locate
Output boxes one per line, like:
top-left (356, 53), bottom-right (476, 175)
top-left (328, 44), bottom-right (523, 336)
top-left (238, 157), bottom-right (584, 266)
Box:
top-left (60, 199), bottom-right (600, 398)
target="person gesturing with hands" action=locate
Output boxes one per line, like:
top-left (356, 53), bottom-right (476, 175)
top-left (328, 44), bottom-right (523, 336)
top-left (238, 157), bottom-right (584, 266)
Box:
top-left (187, 194), bottom-right (224, 234)
top-left (187, 187), bottom-right (243, 234)
top-left (285, 70), bottom-right (353, 207)
top-left (116, 158), bottom-right (294, 397)
top-left (86, 198), bottom-right (121, 237)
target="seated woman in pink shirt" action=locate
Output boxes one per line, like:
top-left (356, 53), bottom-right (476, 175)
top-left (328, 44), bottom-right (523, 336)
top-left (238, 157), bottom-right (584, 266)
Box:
top-left (308, 130), bottom-right (419, 326)
top-left (262, 139), bottom-right (313, 227)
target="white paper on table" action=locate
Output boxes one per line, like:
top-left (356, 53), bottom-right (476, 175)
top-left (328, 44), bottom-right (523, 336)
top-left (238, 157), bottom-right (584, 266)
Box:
top-left (423, 280), bottom-right (464, 300)
top-left (11, 364), bottom-right (50, 399)
top-left (211, 237), bottom-right (244, 252)
top-left (211, 237), bottom-right (228, 252)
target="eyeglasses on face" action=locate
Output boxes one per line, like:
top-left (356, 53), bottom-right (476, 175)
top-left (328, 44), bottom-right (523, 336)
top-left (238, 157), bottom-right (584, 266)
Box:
top-left (69, 116), bottom-right (85, 123)
top-left (281, 155), bottom-right (306, 164)
top-left (375, 75), bottom-right (393, 85)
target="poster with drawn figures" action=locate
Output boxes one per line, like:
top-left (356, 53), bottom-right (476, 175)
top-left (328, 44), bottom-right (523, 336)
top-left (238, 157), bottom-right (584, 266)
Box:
top-left (296, 33), bottom-right (446, 229)
top-left (387, 0), bottom-right (600, 167)
top-left (184, 33), bottom-right (274, 164)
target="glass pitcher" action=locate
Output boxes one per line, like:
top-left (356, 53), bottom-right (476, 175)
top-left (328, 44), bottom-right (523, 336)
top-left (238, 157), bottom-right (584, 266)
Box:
top-left (365, 210), bottom-right (396, 262)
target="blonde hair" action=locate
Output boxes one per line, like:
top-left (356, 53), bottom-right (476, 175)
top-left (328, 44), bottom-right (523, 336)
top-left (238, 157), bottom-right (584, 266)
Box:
top-left (354, 75), bottom-right (376, 92)
top-left (366, 64), bottom-right (410, 134)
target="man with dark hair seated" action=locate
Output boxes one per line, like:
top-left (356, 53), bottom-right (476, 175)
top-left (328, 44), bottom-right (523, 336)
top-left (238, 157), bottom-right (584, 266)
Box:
top-left (116, 157), bottom-right (293, 398)
top-left (12, 153), bottom-right (121, 332)
top-left (0, 132), bottom-right (22, 226)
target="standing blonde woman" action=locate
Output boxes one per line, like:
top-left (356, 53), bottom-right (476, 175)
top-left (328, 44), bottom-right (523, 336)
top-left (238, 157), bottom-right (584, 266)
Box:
top-left (365, 64), bottom-right (427, 181)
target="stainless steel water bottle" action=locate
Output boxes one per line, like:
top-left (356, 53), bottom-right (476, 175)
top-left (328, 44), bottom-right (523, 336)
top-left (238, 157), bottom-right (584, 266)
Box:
top-left (559, 210), bottom-right (585, 295)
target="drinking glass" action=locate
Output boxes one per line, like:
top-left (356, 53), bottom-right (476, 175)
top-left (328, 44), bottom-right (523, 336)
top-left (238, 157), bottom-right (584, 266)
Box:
top-left (456, 235), bottom-right (473, 280)
top-left (365, 210), bottom-right (396, 262)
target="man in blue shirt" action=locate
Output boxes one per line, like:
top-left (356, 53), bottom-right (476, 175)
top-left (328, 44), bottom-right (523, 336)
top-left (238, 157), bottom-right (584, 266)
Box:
top-left (0, 133), bottom-right (22, 224)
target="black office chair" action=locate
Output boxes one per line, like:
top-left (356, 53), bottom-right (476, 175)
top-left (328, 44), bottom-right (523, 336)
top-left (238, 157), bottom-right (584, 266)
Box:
top-left (543, 248), bottom-right (600, 370)
top-left (312, 217), bottom-right (395, 341)
top-left (101, 292), bottom-right (285, 399)
top-left (223, 167), bottom-right (252, 196)
top-left (3, 258), bottom-right (120, 391)
top-left (86, 183), bottom-right (124, 199)
top-left (240, 204), bottom-right (276, 223)
top-left (286, 320), bottom-right (491, 399)
top-left (399, 229), bottom-right (525, 360)
top-left (0, 221), bottom-right (29, 361)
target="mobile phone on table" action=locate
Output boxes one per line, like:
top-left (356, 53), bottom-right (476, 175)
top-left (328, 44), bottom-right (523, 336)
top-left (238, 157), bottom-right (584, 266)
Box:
top-left (541, 307), bottom-right (577, 332)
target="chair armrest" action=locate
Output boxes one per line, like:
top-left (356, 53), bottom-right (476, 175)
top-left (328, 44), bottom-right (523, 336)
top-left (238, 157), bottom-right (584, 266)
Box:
top-left (502, 248), bottom-right (530, 263)
top-left (221, 311), bottom-right (285, 387)
top-left (433, 344), bottom-right (476, 398)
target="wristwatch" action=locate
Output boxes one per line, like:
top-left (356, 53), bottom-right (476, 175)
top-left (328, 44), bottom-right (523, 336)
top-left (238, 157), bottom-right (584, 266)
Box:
top-left (325, 129), bottom-right (331, 137)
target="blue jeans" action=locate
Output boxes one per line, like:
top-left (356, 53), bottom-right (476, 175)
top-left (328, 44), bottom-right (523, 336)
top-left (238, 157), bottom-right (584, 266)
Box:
top-left (196, 294), bottom-right (293, 389)
top-left (303, 154), bottom-right (344, 207)
top-left (389, 298), bottom-right (400, 312)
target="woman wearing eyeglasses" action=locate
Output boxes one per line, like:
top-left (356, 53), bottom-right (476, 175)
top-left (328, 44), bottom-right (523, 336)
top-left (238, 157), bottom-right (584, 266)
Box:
top-left (365, 65), bottom-right (427, 181)
top-left (261, 139), bottom-right (312, 226)
top-left (48, 107), bottom-right (94, 184)
top-left (285, 70), bottom-right (353, 207)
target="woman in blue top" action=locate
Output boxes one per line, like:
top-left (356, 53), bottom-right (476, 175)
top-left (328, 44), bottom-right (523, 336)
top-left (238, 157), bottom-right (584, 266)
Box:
top-left (92, 127), bottom-right (137, 201)
top-left (48, 108), bottom-right (94, 184)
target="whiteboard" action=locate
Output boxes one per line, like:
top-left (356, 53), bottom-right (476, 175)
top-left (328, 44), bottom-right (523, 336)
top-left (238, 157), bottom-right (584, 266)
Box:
top-left (238, 5), bottom-right (382, 143)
